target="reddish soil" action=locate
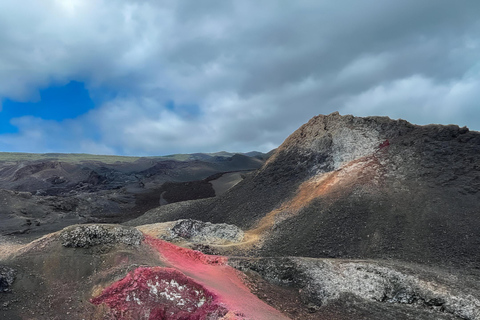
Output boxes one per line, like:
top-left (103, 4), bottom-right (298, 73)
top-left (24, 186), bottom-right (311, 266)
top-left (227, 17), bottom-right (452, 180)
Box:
top-left (91, 267), bottom-right (228, 319)
top-left (90, 236), bottom-right (288, 319)
top-left (144, 236), bottom-right (289, 319)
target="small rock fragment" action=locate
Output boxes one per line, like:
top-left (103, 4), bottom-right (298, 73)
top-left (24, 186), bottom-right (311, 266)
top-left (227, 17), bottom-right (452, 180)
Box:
top-left (0, 266), bottom-right (16, 293)
top-left (60, 224), bottom-right (143, 248)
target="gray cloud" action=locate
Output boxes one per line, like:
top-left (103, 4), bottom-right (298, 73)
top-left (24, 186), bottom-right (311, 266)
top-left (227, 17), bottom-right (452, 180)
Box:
top-left (0, 0), bottom-right (479, 155)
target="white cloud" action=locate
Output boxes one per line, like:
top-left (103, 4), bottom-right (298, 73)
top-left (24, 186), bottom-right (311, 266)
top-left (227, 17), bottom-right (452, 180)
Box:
top-left (1, 0), bottom-right (480, 154)
top-left (341, 74), bottom-right (480, 129)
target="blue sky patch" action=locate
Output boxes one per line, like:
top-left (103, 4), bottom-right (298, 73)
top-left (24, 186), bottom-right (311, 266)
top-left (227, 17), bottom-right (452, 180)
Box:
top-left (0, 81), bottom-right (95, 134)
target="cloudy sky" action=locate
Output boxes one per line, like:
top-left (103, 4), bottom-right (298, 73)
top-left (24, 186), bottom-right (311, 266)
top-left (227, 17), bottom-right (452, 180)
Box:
top-left (0, 0), bottom-right (479, 155)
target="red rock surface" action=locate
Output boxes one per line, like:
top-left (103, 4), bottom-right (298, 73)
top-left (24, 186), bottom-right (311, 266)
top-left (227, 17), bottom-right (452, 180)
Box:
top-left (91, 267), bottom-right (228, 319)
top-left (144, 236), bottom-right (289, 319)
top-left (91, 235), bottom-right (289, 319)
top-left (90, 236), bottom-right (288, 320)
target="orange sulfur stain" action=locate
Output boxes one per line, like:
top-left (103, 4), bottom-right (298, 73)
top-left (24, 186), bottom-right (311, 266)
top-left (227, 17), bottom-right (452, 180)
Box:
top-left (246, 155), bottom-right (380, 243)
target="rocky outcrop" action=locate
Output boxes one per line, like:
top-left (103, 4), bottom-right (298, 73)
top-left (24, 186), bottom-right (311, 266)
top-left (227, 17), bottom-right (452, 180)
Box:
top-left (0, 266), bottom-right (15, 293)
top-left (60, 224), bottom-right (143, 248)
top-left (231, 257), bottom-right (480, 320)
top-left (161, 219), bottom-right (244, 245)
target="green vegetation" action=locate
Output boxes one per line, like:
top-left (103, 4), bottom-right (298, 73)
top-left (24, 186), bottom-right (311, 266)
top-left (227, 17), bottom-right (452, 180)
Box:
top-left (148, 151), bottom-right (238, 161)
top-left (0, 150), bottom-right (262, 163)
top-left (0, 152), bottom-right (141, 163)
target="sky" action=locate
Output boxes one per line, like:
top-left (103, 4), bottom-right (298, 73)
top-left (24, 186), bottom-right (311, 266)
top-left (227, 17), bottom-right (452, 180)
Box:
top-left (0, 0), bottom-right (479, 156)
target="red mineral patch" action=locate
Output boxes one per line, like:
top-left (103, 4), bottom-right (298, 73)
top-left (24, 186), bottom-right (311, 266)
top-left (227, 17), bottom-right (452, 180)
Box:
top-left (147, 238), bottom-right (228, 266)
top-left (379, 139), bottom-right (390, 149)
top-left (144, 236), bottom-right (289, 319)
top-left (91, 237), bottom-right (288, 319)
top-left (90, 266), bottom-right (229, 319)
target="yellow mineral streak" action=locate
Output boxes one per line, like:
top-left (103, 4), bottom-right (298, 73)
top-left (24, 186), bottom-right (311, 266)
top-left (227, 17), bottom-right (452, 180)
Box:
top-left (0, 242), bottom-right (24, 260)
top-left (136, 222), bottom-right (176, 238)
top-left (0, 232), bottom-right (60, 260)
top-left (244, 155), bottom-right (379, 246)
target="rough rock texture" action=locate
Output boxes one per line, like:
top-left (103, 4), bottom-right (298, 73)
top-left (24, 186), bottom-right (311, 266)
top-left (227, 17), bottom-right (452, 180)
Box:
top-left (231, 257), bottom-right (480, 320)
top-left (60, 224), bottom-right (143, 248)
top-left (90, 266), bottom-right (229, 320)
top-left (161, 219), bottom-right (244, 245)
top-left (0, 266), bottom-right (15, 293)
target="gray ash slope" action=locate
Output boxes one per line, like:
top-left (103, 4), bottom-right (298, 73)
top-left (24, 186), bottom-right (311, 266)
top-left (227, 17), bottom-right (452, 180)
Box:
top-left (132, 112), bottom-right (480, 271)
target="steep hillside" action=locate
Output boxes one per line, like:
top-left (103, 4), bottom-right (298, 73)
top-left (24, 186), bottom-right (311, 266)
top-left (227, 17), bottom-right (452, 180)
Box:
top-left (131, 112), bottom-right (480, 271)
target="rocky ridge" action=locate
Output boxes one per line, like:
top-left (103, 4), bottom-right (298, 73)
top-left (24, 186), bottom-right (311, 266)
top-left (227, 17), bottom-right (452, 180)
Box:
top-left (60, 224), bottom-right (144, 248)
top-left (158, 219), bottom-right (244, 245)
top-left (135, 218), bottom-right (245, 249)
top-left (231, 257), bottom-right (480, 320)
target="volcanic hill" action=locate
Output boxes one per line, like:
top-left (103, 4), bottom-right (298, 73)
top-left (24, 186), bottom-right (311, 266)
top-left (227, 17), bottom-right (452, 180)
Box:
top-left (131, 112), bottom-right (480, 271)
top-left (1, 112), bottom-right (480, 319)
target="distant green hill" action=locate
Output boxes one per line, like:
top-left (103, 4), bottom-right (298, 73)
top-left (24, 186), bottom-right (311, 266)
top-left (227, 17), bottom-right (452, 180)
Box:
top-left (0, 151), bottom-right (268, 163)
top-left (0, 152), bottom-right (141, 163)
